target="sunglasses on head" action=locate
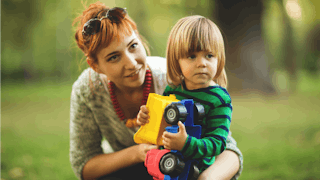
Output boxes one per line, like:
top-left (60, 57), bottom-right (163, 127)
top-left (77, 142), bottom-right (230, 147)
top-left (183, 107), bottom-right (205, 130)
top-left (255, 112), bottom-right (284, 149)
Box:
top-left (82, 7), bottom-right (127, 36)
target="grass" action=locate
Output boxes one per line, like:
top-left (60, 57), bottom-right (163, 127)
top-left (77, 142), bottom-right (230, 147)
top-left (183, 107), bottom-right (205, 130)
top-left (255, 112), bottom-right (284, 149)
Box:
top-left (231, 94), bottom-right (320, 179)
top-left (1, 80), bottom-right (76, 180)
top-left (1, 76), bottom-right (320, 180)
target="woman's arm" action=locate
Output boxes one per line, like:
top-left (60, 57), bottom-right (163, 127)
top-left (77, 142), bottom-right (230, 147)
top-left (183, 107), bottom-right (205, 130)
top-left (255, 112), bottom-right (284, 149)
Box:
top-left (198, 131), bottom-right (243, 180)
top-left (82, 143), bottom-right (157, 180)
top-left (70, 80), bottom-right (158, 180)
top-left (198, 150), bottom-right (240, 180)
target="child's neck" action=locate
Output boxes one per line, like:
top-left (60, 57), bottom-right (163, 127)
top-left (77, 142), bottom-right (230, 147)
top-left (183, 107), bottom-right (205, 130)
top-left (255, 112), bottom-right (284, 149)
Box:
top-left (183, 80), bottom-right (217, 90)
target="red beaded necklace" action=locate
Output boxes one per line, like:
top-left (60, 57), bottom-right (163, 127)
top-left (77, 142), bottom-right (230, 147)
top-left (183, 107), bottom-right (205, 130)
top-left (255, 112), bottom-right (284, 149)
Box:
top-left (108, 69), bottom-right (152, 128)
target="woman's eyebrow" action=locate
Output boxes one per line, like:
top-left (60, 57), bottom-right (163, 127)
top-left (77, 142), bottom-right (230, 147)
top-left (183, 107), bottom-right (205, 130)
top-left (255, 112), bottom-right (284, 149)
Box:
top-left (104, 38), bottom-right (136, 59)
top-left (127, 39), bottom-right (135, 47)
top-left (104, 51), bottom-right (119, 59)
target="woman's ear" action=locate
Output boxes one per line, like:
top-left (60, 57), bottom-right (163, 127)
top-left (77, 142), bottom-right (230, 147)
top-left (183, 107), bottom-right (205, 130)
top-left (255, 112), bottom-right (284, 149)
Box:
top-left (86, 59), bottom-right (91, 66)
top-left (92, 64), bottom-right (101, 73)
top-left (87, 59), bottom-right (101, 73)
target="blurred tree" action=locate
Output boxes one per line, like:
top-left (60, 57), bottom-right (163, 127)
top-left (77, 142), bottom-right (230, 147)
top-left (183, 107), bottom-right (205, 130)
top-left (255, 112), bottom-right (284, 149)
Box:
top-left (2, 0), bottom-right (73, 82)
top-left (1, 0), bottom-right (38, 80)
top-left (305, 23), bottom-right (320, 74)
top-left (265, 0), bottom-right (319, 92)
top-left (213, 0), bottom-right (276, 94)
top-left (2, 0), bottom-right (318, 87)
top-left (302, 0), bottom-right (320, 75)
top-left (276, 0), bottom-right (298, 92)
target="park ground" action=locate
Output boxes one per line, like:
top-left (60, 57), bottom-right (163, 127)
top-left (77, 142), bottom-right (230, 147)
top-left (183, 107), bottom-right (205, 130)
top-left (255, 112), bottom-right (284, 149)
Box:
top-left (1, 73), bottom-right (320, 180)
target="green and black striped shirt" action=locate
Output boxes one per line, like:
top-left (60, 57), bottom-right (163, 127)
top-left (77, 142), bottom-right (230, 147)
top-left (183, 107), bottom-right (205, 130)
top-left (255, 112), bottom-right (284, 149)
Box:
top-left (163, 82), bottom-right (232, 172)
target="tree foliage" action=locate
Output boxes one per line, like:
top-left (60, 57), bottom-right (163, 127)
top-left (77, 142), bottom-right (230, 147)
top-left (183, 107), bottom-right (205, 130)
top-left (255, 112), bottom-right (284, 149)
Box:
top-left (1, 0), bottom-right (319, 92)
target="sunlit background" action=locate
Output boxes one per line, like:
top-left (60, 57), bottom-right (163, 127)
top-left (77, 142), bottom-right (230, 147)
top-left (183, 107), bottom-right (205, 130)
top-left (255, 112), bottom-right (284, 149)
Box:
top-left (2, 0), bottom-right (320, 179)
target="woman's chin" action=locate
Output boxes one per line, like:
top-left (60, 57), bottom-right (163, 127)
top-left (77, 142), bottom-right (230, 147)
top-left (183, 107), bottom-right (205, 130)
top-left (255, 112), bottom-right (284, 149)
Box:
top-left (125, 75), bottom-right (145, 89)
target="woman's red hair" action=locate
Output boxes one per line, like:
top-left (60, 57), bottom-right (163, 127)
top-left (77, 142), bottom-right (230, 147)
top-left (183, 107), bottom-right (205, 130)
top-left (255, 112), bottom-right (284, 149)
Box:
top-left (73, 1), bottom-right (149, 65)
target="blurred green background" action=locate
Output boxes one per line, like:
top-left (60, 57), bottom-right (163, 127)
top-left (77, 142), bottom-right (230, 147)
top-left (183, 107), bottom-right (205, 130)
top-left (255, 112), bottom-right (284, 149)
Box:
top-left (1, 0), bottom-right (320, 179)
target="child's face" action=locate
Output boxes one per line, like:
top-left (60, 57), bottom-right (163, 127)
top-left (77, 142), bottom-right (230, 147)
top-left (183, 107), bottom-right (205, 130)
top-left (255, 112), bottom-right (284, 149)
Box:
top-left (179, 51), bottom-right (217, 90)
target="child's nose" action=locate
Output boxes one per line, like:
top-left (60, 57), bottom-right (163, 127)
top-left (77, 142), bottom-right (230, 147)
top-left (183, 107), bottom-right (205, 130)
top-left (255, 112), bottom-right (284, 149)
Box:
top-left (197, 57), bottom-right (206, 67)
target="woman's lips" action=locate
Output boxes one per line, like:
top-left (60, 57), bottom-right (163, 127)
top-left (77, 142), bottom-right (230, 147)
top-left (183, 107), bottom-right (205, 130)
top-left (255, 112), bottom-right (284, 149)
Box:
top-left (126, 68), bottom-right (141, 77)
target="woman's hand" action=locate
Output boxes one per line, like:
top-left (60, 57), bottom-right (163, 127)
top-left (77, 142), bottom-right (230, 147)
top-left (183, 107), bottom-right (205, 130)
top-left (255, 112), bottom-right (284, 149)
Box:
top-left (134, 143), bottom-right (158, 162)
top-left (162, 121), bottom-right (187, 151)
top-left (137, 105), bottom-right (149, 126)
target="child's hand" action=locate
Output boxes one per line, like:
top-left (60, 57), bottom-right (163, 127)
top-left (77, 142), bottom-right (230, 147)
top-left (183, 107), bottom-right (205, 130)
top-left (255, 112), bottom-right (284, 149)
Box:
top-left (136, 105), bottom-right (150, 126)
top-left (162, 121), bottom-right (188, 151)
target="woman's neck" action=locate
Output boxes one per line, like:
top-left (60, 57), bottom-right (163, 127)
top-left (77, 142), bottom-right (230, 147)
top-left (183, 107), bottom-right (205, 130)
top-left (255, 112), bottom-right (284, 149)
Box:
top-left (115, 83), bottom-right (144, 97)
top-left (105, 69), bottom-right (154, 122)
top-left (113, 83), bottom-right (144, 120)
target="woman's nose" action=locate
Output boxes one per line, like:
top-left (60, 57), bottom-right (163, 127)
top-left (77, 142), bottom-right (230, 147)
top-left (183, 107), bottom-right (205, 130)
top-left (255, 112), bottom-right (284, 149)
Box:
top-left (124, 53), bottom-right (138, 69)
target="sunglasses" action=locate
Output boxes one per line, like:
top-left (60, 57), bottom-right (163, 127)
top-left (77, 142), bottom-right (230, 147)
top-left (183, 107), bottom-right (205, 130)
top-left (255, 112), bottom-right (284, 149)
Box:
top-left (82, 7), bottom-right (127, 36)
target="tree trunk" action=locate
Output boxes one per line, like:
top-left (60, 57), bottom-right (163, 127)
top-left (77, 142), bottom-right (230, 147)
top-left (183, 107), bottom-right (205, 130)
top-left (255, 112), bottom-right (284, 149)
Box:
top-left (213, 0), bottom-right (276, 94)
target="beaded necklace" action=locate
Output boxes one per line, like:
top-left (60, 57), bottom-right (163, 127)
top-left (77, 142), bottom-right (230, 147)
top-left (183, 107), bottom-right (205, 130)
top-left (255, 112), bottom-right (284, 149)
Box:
top-left (108, 69), bottom-right (152, 128)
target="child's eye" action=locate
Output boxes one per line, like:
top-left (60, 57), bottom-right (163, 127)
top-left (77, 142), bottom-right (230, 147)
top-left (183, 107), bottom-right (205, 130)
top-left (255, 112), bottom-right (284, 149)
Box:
top-left (206, 54), bottom-right (214, 59)
top-left (188, 55), bottom-right (196, 59)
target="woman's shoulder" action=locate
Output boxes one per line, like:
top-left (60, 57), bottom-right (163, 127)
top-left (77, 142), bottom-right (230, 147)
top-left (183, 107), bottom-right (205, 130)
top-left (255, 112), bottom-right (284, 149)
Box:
top-left (146, 56), bottom-right (168, 94)
top-left (72, 68), bottom-right (102, 95)
top-left (146, 56), bottom-right (166, 73)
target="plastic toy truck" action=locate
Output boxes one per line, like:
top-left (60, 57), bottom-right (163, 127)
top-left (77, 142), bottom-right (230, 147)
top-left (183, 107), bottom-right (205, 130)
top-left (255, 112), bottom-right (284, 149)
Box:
top-left (134, 93), bottom-right (205, 180)
top-left (134, 93), bottom-right (179, 146)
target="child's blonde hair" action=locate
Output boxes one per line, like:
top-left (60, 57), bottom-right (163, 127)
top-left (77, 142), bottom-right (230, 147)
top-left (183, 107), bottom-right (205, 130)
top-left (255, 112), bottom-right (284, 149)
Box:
top-left (166, 15), bottom-right (228, 88)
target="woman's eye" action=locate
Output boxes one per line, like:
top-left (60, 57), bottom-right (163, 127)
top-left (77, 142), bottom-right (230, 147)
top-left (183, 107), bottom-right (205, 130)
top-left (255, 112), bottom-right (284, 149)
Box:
top-left (130, 43), bottom-right (138, 50)
top-left (188, 55), bottom-right (196, 59)
top-left (108, 55), bottom-right (119, 62)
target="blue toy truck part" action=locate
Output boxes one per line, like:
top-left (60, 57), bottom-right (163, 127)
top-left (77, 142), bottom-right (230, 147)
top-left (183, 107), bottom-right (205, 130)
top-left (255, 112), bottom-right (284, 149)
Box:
top-left (159, 99), bottom-right (205, 180)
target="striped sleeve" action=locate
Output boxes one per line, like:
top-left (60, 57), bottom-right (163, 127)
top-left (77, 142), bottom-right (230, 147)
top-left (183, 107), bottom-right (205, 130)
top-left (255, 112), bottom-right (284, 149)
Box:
top-left (180, 87), bottom-right (232, 159)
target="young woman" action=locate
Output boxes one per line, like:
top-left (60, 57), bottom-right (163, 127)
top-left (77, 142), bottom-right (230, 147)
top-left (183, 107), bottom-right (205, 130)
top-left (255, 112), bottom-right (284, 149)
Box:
top-left (70, 2), bottom-right (243, 180)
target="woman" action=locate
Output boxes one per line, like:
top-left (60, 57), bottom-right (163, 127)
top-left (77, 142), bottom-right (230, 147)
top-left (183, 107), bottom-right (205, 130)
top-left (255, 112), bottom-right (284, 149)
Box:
top-left (70, 2), bottom-right (243, 180)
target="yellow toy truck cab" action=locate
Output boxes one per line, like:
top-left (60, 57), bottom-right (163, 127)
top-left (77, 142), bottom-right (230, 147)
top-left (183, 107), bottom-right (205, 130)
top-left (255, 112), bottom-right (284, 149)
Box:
top-left (133, 93), bottom-right (179, 145)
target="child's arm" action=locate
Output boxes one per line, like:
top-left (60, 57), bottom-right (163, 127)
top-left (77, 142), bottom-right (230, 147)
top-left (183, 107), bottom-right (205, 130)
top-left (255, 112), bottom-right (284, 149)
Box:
top-left (161, 104), bottom-right (231, 158)
top-left (181, 102), bottom-right (232, 159)
top-left (136, 105), bottom-right (150, 126)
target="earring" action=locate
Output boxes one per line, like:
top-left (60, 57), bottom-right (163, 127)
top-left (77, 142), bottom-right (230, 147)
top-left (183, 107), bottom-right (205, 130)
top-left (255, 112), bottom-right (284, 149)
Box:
top-left (180, 74), bottom-right (184, 84)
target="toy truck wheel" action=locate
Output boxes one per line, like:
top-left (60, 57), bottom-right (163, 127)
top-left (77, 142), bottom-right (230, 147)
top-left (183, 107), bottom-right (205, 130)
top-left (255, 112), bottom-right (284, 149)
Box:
top-left (159, 153), bottom-right (185, 177)
top-left (164, 103), bottom-right (188, 125)
top-left (187, 164), bottom-right (200, 180)
top-left (193, 103), bottom-right (205, 124)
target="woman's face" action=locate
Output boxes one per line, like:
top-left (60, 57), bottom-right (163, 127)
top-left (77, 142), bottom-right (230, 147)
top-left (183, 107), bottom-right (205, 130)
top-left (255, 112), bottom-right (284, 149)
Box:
top-left (95, 31), bottom-right (147, 90)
